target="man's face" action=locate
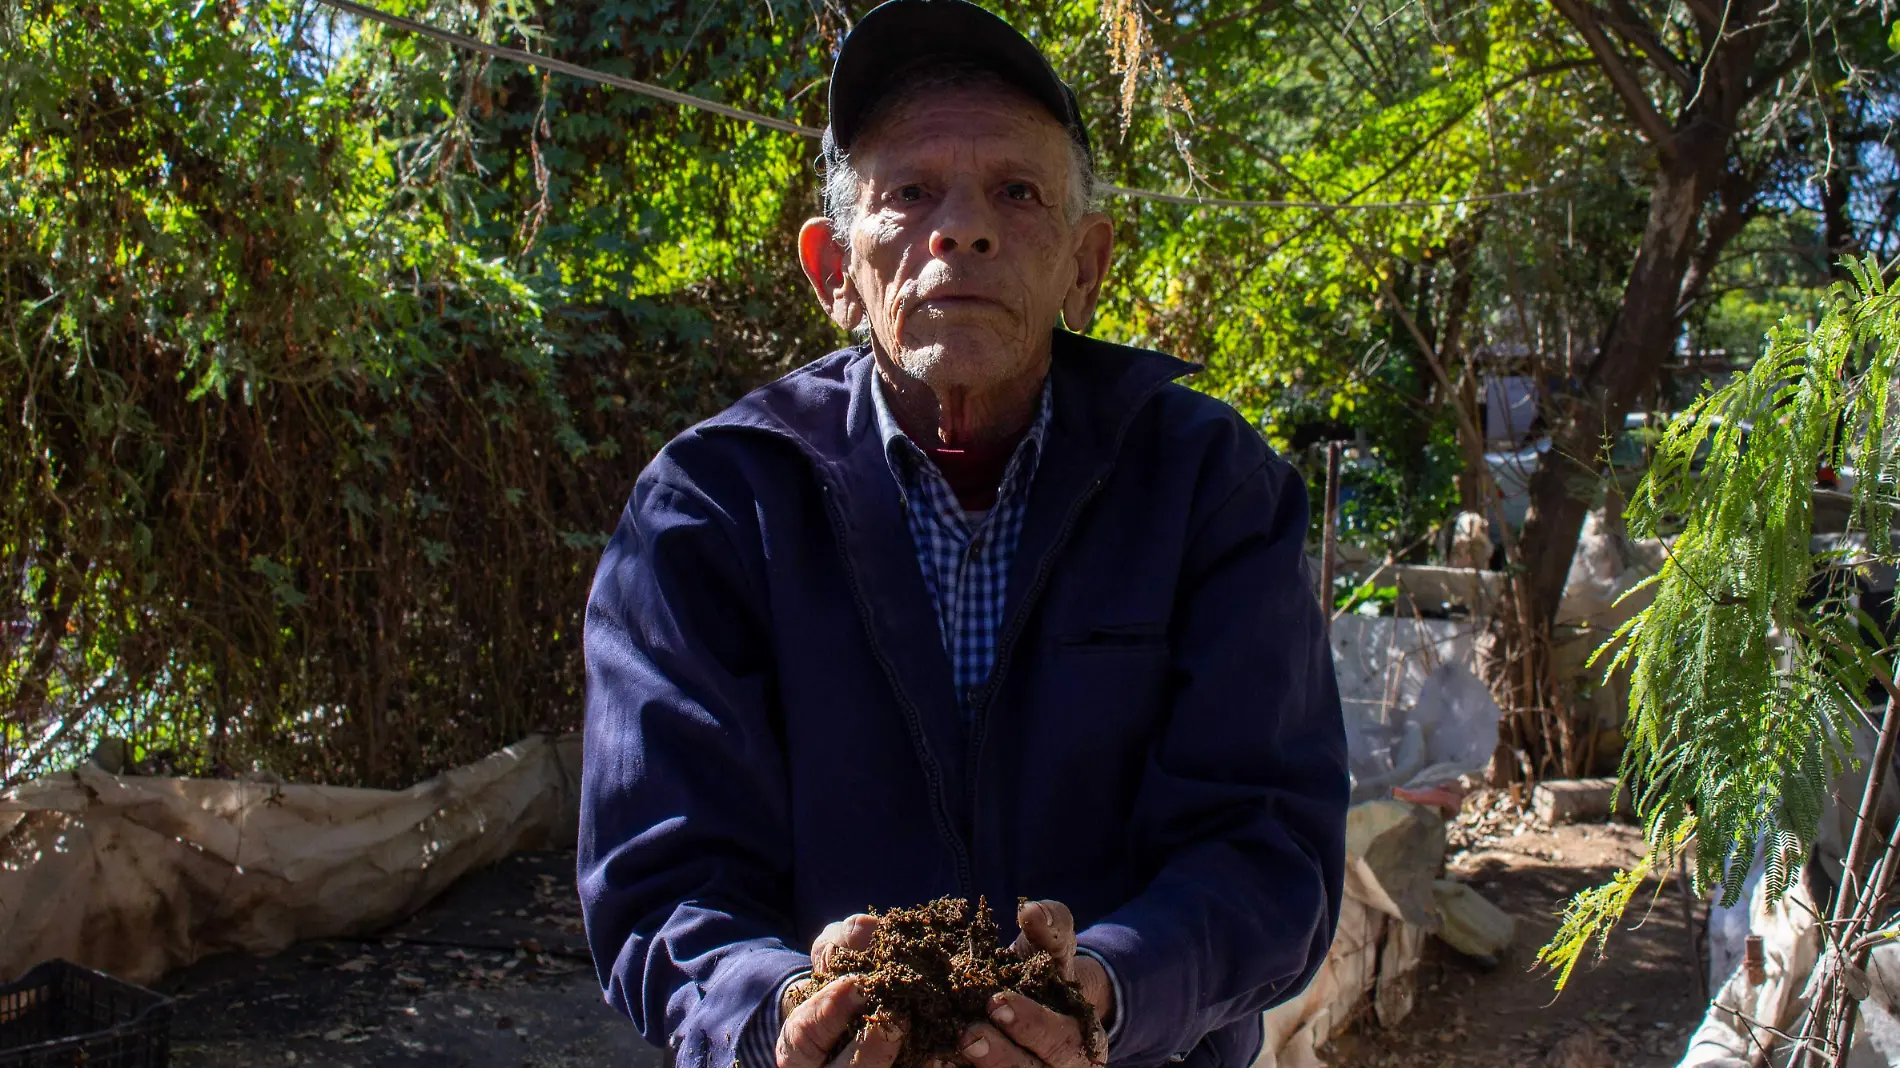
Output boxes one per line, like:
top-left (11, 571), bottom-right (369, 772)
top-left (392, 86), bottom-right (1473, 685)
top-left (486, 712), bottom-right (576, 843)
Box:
top-left (800, 83), bottom-right (1112, 398)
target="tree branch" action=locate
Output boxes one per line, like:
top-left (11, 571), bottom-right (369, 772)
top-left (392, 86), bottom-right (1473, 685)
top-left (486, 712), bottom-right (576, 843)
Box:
top-left (1677, 167), bottom-right (1762, 315)
top-left (1300, 59), bottom-right (1594, 205)
top-left (1548, 0), bottom-right (1678, 148)
top-left (1237, 147), bottom-right (1489, 453)
top-left (1746, 33), bottom-right (1815, 100)
top-left (1603, 0), bottom-right (1696, 91)
top-left (1313, 0), bottom-right (1403, 93)
top-left (1679, 0), bottom-right (1726, 34)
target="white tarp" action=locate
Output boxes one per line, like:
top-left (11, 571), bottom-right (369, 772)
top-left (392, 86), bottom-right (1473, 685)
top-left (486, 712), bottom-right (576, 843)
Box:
top-left (1677, 870), bottom-right (1824, 1067)
top-left (1330, 615), bottom-right (1480, 722)
top-left (1678, 722), bottom-right (1900, 1067)
top-left (0, 732), bottom-right (581, 985)
top-left (1253, 800), bottom-right (1466, 1068)
top-left (1333, 509), bottom-right (1668, 795)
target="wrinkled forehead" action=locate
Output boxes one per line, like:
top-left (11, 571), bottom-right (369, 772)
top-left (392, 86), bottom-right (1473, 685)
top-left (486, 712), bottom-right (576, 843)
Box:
top-left (852, 76), bottom-right (1070, 163)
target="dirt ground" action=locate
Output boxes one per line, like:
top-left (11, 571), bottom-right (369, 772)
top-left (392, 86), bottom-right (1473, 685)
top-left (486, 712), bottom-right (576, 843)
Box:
top-left (1325, 794), bottom-right (1708, 1068)
top-left (162, 851), bottom-right (659, 1068)
top-left (160, 801), bottom-right (1711, 1068)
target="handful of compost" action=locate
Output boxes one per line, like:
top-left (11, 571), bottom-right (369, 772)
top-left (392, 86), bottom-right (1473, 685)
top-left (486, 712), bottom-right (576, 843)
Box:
top-left (786, 897), bottom-right (1104, 1068)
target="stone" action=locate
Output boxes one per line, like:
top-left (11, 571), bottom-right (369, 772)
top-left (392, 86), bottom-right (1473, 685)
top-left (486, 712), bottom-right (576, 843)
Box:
top-left (1532, 778), bottom-right (1624, 824)
top-left (1346, 800), bottom-right (1448, 930)
top-left (1432, 879), bottom-right (1516, 964)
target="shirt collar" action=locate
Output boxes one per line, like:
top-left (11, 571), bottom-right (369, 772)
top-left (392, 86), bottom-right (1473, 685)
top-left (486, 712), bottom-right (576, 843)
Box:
top-left (871, 363), bottom-right (1054, 489)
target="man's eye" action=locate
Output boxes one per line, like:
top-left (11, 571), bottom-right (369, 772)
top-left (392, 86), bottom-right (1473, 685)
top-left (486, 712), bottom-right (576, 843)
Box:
top-left (1004, 182), bottom-right (1035, 201)
top-left (897, 185), bottom-right (925, 203)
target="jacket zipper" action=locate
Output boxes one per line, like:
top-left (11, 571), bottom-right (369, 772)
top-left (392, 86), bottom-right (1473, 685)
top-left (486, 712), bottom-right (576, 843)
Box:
top-left (959, 474), bottom-right (1105, 898)
top-left (960, 377), bottom-right (1181, 899)
top-left (817, 479), bottom-right (975, 894)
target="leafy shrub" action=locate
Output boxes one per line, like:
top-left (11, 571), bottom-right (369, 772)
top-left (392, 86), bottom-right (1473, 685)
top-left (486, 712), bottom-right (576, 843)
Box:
top-left (0, 0), bottom-right (833, 786)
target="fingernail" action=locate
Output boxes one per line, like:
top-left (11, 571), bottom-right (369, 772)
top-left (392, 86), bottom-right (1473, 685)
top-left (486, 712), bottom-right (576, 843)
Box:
top-left (964, 1038), bottom-right (991, 1058)
top-left (990, 1002), bottom-right (1016, 1025)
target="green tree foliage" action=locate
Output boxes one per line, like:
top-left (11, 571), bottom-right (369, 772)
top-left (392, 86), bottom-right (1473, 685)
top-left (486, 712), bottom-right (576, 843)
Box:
top-left (1090, 0), bottom-right (1896, 781)
top-left (3, 0), bottom-right (1894, 787)
top-left (0, 0), bottom-right (834, 786)
top-left (1539, 256), bottom-right (1900, 990)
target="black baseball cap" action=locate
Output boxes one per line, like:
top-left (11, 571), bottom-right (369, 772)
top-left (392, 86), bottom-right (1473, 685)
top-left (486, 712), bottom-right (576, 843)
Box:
top-left (824, 0), bottom-right (1091, 162)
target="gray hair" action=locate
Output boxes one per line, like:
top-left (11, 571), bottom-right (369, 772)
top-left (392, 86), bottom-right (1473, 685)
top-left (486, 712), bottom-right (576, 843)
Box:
top-left (820, 62), bottom-right (1099, 245)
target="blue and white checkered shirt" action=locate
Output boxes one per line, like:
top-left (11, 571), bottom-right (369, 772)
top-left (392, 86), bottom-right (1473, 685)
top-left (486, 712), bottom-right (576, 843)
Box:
top-left (738, 367), bottom-right (1119, 1068)
top-left (875, 371), bottom-right (1052, 712)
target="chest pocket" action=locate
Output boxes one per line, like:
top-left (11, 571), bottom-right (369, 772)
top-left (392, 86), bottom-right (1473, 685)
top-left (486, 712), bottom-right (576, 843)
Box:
top-left (1045, 622), bottom-right (1172, 753)
top-left (1055, 621), bottom-right (1169, 654)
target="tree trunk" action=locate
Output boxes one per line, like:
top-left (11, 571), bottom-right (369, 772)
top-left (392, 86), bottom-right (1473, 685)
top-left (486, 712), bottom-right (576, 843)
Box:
top-left (1516, 132), bottom-right (1729, 632)
top-left (1491, 126), bottom-right (1741, 781)
top-left (1456, 368), bottom-right (1487, 512)
top-left (1823, 160), bottom-right (1858, 279)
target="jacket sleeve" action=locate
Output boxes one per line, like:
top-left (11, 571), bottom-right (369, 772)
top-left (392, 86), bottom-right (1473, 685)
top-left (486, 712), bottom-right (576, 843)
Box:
top-left (579, 469), bottom-right (810, 1068)
top-left (1074, 456), bottom-right (1349, 1067)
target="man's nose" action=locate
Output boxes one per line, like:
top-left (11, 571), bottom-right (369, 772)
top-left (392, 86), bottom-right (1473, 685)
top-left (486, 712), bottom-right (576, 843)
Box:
top-left (928, 182), bottom-right (998, 259)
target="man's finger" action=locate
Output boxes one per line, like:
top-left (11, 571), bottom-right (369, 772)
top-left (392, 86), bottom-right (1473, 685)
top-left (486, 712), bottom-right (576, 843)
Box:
top-left (812, 913), bottom-right (880, 973)
top-left (959, 1022), bottom-right (1040, 1068)
top-left (984, 991), bottom-right (1099, 1068)
top-left (1011, 899), bottom-right (1077, 966)
top-left (777, 976), bottom-right (866, 1068)
top-left (832, 1019), bottom-right (904, 1068)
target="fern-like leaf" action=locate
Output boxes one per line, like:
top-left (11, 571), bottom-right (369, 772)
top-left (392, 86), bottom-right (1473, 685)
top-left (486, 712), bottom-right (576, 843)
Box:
top-left (1547, 256), bottom-right (1900, 985)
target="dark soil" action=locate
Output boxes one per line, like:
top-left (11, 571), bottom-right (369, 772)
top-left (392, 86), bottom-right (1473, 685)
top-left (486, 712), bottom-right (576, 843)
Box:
top-left (791, 897), bottom-right (1100, 1068)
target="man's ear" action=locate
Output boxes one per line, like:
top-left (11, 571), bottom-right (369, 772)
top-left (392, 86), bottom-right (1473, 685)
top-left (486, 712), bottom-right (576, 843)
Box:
top-left (1061, 212), bottom-right (1115, 334)
top-left (798, 218), bottom-right (861, 333)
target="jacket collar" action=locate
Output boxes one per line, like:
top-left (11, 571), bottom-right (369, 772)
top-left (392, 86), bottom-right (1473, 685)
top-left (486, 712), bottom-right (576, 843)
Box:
top-left (706, 330), bottom-right (1199, 468)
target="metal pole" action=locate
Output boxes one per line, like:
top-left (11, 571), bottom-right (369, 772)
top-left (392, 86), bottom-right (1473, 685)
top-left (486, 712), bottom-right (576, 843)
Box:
top-left (1319, 442), bottom-right (1343, 632)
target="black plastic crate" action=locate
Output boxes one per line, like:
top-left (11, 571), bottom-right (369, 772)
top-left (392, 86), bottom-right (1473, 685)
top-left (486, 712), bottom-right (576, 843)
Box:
top-left (0, 960), bottom-right (172, 1067)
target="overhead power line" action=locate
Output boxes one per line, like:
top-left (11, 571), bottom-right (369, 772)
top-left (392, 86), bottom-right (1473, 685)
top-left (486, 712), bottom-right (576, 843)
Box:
top-left (314, 0), bottom-right (1549, 213)
top-left (315, 0), bottom-right (822, 137)
top-left (1097, 184), bottom-right (1548, 210)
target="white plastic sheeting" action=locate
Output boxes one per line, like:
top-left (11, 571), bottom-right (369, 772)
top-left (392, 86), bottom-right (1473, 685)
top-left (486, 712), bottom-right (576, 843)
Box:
top-left (1333, 508), bottom-right (1668, 797)
top-left (1677, 871), bottom-right (1824, 1067)
top-left (0, 733), bottom-right (582, 985)
top-left (1330, 616), bottom-right (1501, 801)
top-left (1556, 509), bottom-right (1666, 634)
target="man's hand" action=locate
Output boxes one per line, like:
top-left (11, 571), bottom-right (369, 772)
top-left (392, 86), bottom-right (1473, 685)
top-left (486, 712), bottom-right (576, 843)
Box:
top-left (777, 915), bottom-right (904, 1068)
top-left (958, 900), bottom-right (1111, 1068)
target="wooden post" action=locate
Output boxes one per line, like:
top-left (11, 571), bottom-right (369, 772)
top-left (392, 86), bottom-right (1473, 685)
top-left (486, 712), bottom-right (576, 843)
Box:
top-left (1679, 852), bottom-right (1707, 1003)
top-left (1319, 442), bottom-right (1343, 632)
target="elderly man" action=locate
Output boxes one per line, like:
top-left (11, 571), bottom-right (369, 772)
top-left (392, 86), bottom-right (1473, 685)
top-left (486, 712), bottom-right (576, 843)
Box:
top-left (578, 4), bottom-right (1349, 1068)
